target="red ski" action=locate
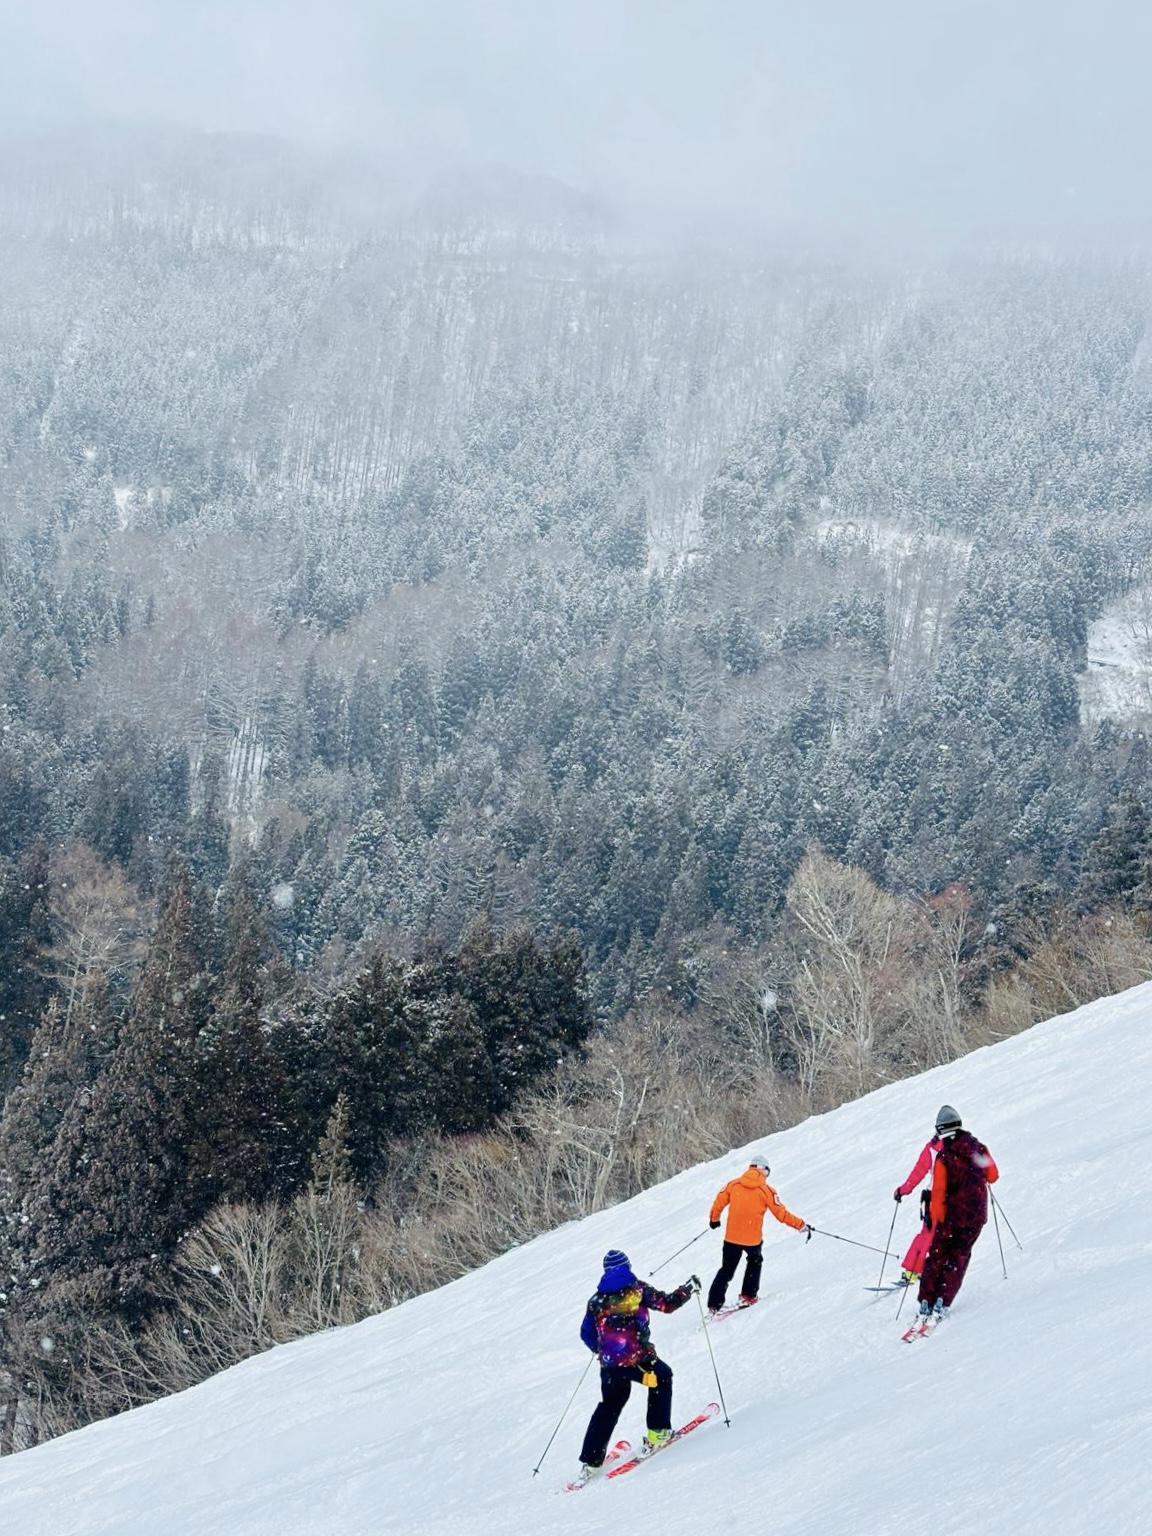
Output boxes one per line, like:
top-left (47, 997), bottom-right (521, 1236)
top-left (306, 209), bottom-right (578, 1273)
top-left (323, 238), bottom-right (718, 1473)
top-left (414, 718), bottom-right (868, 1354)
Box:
top-left (604, 1403), bottom-right (721, 1479)
top-left (707, 1298), bottom-right (758, 1324)
top-left (561, 1438), bottom-right (632, 1492)
top-left (901, 1314), bottom-right (941, 1343)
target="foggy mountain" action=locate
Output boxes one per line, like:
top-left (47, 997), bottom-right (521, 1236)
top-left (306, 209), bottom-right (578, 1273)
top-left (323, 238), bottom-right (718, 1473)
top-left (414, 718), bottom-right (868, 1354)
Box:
top-left (4, 116), bottom-right (1152, 1456)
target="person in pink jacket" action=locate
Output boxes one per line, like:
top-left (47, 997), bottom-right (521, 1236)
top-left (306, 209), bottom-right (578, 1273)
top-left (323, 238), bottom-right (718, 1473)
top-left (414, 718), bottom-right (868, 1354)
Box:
top-left (893, 1126), bottom-right (944, 1282)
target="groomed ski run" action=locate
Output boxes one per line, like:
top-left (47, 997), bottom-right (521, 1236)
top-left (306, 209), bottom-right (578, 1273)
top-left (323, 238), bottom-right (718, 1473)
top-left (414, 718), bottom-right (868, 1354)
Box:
top-left (3, 983), bottom-right (1152, 1535)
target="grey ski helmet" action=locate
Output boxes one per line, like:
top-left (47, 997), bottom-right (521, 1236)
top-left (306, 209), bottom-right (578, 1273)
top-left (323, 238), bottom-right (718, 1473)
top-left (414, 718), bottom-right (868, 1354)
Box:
top-left (935, 1104), bottom-right (962, 1136)
top-left (749, 1153), bottom-right (771, 1172)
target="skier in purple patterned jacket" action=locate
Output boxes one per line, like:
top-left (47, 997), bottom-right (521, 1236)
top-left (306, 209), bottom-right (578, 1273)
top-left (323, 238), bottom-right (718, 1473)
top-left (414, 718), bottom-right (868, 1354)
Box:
top-left (575, 1249), bottom-right (699, 1481)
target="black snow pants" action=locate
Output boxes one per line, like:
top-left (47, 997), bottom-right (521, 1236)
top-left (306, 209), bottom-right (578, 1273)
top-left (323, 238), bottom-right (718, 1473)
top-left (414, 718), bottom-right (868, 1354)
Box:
top-left (707, 1240), bottom-right (763, 1311)
top-left (578, 1358), bottom-right (673, 1467)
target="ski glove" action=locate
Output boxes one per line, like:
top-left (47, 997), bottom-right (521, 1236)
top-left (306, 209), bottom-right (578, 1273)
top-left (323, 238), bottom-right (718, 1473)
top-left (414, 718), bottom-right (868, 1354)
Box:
top-left (803, 1225), bottom-right (814, 1242)
top-left (893, 1189), bottom-right (903, 1203)
top-left (686, 1274), bottom-right (702, 1294)
top-left (709, 1220), bottom-right (721, 1230)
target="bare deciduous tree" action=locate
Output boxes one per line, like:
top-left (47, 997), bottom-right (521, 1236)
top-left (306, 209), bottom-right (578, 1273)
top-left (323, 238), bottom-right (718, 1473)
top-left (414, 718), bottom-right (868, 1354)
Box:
top-left (48, 843), bottom-right (150, 1022)
top-left (784, 851), bottom-right (917, 1101)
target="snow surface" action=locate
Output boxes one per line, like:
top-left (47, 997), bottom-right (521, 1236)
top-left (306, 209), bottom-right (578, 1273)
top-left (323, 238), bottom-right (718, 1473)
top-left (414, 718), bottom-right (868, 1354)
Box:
top-left (1082, 589), bottom-right (1152, 724)
top-left (4, 984), bottom-right (1152, 1535)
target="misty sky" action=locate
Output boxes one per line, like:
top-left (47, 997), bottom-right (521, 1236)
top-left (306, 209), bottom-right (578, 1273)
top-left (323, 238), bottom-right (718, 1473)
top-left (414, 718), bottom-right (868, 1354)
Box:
top-left (3, 0), bottom-right (1151, 242)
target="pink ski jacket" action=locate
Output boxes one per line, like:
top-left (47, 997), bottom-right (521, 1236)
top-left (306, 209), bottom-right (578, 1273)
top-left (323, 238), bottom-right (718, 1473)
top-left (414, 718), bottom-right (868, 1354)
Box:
top-left (895, 1136), bottom-right (943, 1199)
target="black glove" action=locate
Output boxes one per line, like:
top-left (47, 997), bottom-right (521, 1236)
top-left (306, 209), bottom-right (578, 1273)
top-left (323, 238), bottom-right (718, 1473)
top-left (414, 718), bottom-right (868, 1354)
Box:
top-left (686, 1274), bottom-right (701, 1294)
top-left (893, 1189), bottom-right (903, 1203)
top-left (709, 1220), bottom-right (721, 1230)
top-left (804, 1224), bottom-right (814, 1242)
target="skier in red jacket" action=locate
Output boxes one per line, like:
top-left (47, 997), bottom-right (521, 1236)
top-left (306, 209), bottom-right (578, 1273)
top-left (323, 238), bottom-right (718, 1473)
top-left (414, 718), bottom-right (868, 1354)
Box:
top-left (914, 1105), bottom-right (999, 1321)
top-left (893, 1129), bottom-right (945, 1282)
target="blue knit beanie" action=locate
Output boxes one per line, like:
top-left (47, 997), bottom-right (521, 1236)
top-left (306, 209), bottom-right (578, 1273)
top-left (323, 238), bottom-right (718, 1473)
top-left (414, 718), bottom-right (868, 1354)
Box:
top-left (602, 1249), bottom-right (630, 1270)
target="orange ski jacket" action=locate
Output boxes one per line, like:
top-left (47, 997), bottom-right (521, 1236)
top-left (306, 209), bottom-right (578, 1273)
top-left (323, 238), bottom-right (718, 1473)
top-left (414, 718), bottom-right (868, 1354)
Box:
top-left (709, 1167), bottom-right (805, 1246)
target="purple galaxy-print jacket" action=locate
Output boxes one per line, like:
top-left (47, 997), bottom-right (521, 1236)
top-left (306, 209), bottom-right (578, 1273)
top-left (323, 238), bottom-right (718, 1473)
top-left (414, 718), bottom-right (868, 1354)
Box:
top-left (579, 1262), bottom-right (692, 1368)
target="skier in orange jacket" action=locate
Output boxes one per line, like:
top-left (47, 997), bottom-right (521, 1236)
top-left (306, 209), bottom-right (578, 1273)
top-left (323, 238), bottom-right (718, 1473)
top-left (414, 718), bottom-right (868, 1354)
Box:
top-left (706, 1154), bottom-right (811, 1313)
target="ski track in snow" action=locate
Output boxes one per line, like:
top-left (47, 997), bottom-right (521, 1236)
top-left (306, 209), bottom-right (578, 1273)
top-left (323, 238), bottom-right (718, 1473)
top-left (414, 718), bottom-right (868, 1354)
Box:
top-left (3, 986), bottom-right (1152, 1535)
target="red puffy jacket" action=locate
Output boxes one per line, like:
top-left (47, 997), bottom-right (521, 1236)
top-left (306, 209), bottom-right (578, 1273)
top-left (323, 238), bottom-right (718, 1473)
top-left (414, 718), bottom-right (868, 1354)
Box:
top-left (930, 1130), bottom-right (999, 1228)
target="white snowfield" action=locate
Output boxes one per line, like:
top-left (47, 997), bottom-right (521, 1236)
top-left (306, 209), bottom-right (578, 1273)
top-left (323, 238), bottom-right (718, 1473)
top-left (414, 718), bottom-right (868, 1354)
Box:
top-left (4, 985), bottom-right (1152, 1536)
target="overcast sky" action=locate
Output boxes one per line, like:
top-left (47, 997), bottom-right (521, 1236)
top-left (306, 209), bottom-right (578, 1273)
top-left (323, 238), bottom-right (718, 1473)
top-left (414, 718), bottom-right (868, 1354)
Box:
top-left (2, 0), bottom-right (1150, 243)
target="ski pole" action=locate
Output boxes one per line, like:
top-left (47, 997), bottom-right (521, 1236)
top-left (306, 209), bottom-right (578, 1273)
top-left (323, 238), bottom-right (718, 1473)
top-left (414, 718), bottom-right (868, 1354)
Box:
top-left (531, 1353), bottom-right (594, 1477)
top-left (896, 1274), bottom-right (912, 1320)
top-left (876, 1203), bottom-right (900, 1290)
top-left (649, 1228), bottom-right (711, 1277)
top-left (990, 1190), bottom-right (1022, 1250)
top-left (989, 1191), bottom-right (1008, 1280)
top-left (808, 1227), bottom-right (893, 1258)
top-left (695, 1287), bottom-right (732, 1427)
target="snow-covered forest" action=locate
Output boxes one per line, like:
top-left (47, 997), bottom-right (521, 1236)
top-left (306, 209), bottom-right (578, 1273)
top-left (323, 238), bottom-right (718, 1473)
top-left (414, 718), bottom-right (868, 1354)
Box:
top-left (5, 125), bottom-right (1152, 1451)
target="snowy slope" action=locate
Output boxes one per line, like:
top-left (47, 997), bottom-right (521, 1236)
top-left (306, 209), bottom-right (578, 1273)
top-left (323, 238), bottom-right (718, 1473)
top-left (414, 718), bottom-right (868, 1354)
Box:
top-left (4, 985), bottom-right (1152, 1536)
top-left (1082, 591), bottom-right (1152, 724)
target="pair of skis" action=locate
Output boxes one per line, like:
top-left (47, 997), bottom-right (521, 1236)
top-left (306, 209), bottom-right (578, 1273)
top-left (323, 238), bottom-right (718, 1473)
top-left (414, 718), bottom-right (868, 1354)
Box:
top-left (561, 1402), bottom-right (720, 1491)
top-left (705, 1297), bottom-right (758, 1324)
top-left (866, 1277), bottom-right (943, 1338)
top-left (901, 1311), bottom-right (945, 1342)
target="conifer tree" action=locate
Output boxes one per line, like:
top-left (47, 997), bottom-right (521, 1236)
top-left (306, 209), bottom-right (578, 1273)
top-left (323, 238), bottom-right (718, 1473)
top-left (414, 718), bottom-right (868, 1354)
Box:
top-left (454, 918), bottom-right (590, 1115)
top-left (310, 1092), bottom-right (353, 1199)
top-left (0, 843), bottom-right (53, 1093)
top-left (403, 969), bottom-right (496, 1134)
top-left (0, 982), bottom-right (111, 1215)
top-left (191, 880), bottom-right (297, 1204)
top-left (1079, 793), bottom-right (1152, 912)
top-left (24, 858), bottom-right (207, 1313)
top-left (318, 955), bottom-right (429, 1180)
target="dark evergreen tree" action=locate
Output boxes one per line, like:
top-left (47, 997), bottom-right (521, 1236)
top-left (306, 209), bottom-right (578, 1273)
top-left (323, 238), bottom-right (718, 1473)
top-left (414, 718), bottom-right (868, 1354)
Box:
top-left (402, 975), bottom-right (496, 1135)
top-left (190, 880), bottom-right (298, 1204)
top-left (0, 842), bottom-right (53, 1093)
top-left (1078, 793), bottom-right (1152, 912)
top-left (186, 752), bottom-right (232, 890)
top-left (0, 982), bottom-right (111, 1215)
top-left (310, 1092), bottom-right (354, 1197)
top-left (24, 859), bottom-right (208, 1313)
top-left (452, 918), bottom-right (590, 1115)
top-left (312, 955), bottom-right (433, 1179)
